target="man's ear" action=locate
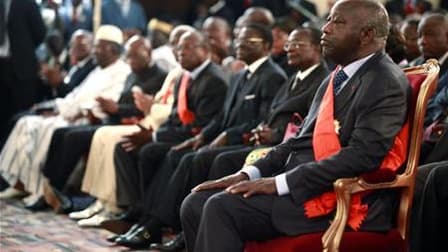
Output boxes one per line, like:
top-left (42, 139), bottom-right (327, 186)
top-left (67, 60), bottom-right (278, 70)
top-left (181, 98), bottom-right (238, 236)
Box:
top-left (360, 26), bottom-right (375, 47)
top-left (263, 42), bottom-right (271, 53)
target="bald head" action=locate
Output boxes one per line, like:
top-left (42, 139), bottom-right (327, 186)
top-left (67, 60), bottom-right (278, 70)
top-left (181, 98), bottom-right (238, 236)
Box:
top-left (176, 30), bottom-right (210, 70)
top-left (418, 13), bottom-right (448, 59)
top-left (202, 16), bottom-right (231, 38)
top-left (69, 29), bottom-right (93, 63)
top-left (337, 0), bottom-right (389, 39)
top-left (243, 7), bottom-right (275, 27)
top-left (169, 25), bottom-right (195, 47)
top-left (125, 35), bottom-right (152, 52)
top-left (125, 35), bottom-right (153, 73)
top-left (202, 17), bottom-right (232, 63)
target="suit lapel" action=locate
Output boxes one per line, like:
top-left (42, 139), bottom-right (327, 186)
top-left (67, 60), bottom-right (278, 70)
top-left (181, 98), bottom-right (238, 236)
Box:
top-left (223, 71), bottom-right (246, 125)
top-left (226, 72), bottom-right (260, 125)
top-left (299, 77), bottom-right (330, 134)
top-left (335, 52), bottom-right (384, 115)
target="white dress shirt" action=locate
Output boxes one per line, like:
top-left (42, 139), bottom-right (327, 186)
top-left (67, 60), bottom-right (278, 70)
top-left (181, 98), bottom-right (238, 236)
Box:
top-left (55, 59), bottom-right (130, 120)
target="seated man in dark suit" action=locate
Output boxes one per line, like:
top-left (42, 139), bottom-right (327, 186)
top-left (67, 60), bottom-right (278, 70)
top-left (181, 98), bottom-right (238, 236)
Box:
top-left (146, 25), bottom-right (330, 251)
top-left (206, 26), bottom-right (330, 182)
top-left (414, 13), bottom-right (448, 96)
top-left (38, 35), bottom-right (168, 211)
top-left (111, 22), bottom-right (287, 249)
top-left (416, 14), bottom-right (448, 164)
top-left (180, 1), bottom-right (410, 251)
top-left (411, 160), bottom-right (448, 252)
top-left (76, 30), bottom-right (227, 232)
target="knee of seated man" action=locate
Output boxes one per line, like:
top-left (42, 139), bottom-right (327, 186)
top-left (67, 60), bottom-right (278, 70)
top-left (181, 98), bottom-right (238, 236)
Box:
top-left (180, 191), bottom-right (201, 220)
top-left (203, 191), bottom-right (238, 216)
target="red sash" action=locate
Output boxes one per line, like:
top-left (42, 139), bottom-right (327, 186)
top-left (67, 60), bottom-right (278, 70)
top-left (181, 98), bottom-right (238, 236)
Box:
top-left (177, 72), bottom-right (196, 125)
top-left (305, 69), bottom-right (409, 230)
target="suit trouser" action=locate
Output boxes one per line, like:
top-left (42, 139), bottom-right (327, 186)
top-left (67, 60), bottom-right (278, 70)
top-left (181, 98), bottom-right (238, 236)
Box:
top-left (148, 145), bottom-right (244, 231)
top-left (42, 125), bottom-right (99, 190)
top-left (0, 59), bottom-right (38, 145)
top-left (411, 161), bottom-right (448, 252)
top-left (114, 141), bottom-right (174, 209)
top-left (421, 131), bottom-right (448, 164)
top-left (207, 146), bottom-right (259, 180)
top-left (180, 189), bottom-right (283, 252)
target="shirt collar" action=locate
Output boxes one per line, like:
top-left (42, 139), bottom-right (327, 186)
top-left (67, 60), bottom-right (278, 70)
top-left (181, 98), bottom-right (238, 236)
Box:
top-left (190, 59), bottom-right (211, 80)
top-left (245, 56), bottom-right (268, 78)
top-left (340, 53), bottom-right (375, 81)
top-left (296, 63), bottom-right (319, 81)
top-left (76, 56), bottom-right (92, 68)
top-left (438, 51), bottom-right (448, 66)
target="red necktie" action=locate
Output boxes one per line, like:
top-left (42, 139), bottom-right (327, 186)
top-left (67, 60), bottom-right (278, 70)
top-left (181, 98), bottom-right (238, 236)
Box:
top-left (312, 68), bottom-right (343, 160)
top-left (177, 72), bottom-right (195, 125)
top-left (161, 77), bottom-right (177, 104)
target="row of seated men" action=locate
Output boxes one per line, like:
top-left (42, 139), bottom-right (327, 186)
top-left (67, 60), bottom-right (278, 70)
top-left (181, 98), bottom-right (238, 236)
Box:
top-left (0, 2), bottom-right (447, 252)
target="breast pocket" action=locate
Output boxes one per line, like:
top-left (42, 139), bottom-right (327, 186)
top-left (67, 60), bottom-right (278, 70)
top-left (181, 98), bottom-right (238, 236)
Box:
top-left (241, 94), bottom-right (257, 118)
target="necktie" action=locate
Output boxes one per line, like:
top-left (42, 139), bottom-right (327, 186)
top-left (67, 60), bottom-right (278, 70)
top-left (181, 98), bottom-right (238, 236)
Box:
top-left (72, 6), bottom-right (78, 24)
top-left (0, 0), bottom-right (5, 45)
top-left (290, 74), bottom-right (301, 91)
top-left (177, 72), bottom-right (195, 125)
top-left (333, 68), bottom-right (348, 94)
top-left (236, 69), bottom-right (250, 92)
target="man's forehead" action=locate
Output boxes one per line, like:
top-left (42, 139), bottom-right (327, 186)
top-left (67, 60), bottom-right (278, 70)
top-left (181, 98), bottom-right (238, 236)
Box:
top-left (331, 0), bottom-right (368, 16)
top-left (289, 30), bottom-right (310, 40)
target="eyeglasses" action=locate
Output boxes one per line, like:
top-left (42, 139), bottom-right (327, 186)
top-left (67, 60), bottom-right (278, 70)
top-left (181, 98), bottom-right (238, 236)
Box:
top-left (283, 41), bottom-right (312, 51)
top-left (234, 37), bottom-right (264, 45)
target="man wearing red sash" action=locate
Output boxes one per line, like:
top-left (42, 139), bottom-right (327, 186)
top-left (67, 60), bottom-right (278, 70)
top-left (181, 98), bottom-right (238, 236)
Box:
top-left (180, 0), bottom-right (410, 251)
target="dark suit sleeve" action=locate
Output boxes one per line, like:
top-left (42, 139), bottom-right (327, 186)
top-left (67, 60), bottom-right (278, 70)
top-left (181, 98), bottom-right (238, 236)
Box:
top-left (285, 73), bottom-right (409, 204)
top-left (27, 0), bottom-right (46, 47)
top-left (226, 72), bottom-right (287, 144)
top-left (201, 113), bottom-right (225, 142)
top-left (201, 75), bottom-right (239, 141)
top-left (156, 72), bottom-right (228, 142)
top-left (268, 67), bottom-right (330, 143)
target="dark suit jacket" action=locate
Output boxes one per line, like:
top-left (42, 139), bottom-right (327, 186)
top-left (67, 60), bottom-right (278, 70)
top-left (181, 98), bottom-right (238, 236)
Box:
top-left (156, 62), bottom-right (228, 143)
top-left (56, 58), bottom-right (96, 98)
top-left (267, 62), bottom-right (330, 144)
top-left (107, 64), bottom-right (167, 124)
top-left (201, 58), bottom-right (287, 144)
top-left (415, 56), bottom-right (448, 126)
top-left (7, 0), bottom-right (46, 80)
top-left (253, 52), bottom-right (410, 234)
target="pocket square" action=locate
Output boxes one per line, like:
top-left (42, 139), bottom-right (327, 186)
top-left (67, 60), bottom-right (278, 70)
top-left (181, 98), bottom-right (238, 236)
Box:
top-left (244, 94), bottom-right (256, 100)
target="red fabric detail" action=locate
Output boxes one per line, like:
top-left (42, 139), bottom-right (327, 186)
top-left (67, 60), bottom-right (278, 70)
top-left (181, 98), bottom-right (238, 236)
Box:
top-left (191, 127), bottom-right (202, 136)
top-left (161, 77), bottom-right (176, 104)
top-left (404, 0), bottom-right (416, 15)
top-left (282, 113), bottom-right (304, 142)
top-left (177, 72), bottom-right (195, 125)
top-left (311, 70), bottom-right (341, 161)
top-left (244, 229), bottom-right (405, 252)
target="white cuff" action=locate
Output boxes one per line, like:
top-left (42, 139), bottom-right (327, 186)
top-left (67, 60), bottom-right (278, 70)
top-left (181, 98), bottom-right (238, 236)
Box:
top-left (275, 173), bottom-right (290, 196)
top-left (240, 165), bottom-right (261, 180)
top-left (152, 131), bottom-right (157, 142)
